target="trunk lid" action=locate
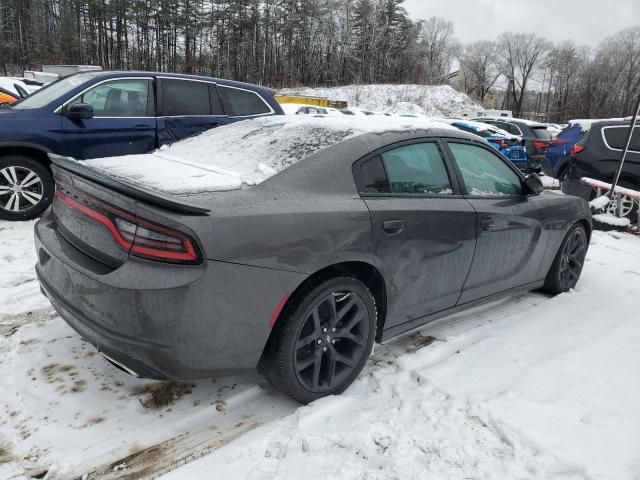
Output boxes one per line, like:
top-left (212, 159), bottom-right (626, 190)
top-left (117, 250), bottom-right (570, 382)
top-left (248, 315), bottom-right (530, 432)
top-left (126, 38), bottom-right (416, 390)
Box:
top-left (50, 156), bottom-right (208, 268)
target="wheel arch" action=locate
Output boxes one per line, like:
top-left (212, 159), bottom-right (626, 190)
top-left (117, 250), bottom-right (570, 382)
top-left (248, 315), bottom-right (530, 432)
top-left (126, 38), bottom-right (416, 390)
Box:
top-left (258, 260), bottom-right (388, 370)
top-left (0, 143), bottom-right (52, 170)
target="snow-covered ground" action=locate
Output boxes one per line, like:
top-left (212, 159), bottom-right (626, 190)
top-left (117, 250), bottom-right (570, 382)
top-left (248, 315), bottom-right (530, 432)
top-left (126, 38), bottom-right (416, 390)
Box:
top-left (1, 217), bottom-right (639, 479)
top-left (279, 84), bottom-right (482, 117)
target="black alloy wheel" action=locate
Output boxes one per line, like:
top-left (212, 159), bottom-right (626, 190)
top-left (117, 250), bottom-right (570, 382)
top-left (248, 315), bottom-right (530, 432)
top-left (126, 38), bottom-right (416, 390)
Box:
top-left (263, 276), bottom-right (376, 403)
top-left (544, 224), bottom-right (588, 294)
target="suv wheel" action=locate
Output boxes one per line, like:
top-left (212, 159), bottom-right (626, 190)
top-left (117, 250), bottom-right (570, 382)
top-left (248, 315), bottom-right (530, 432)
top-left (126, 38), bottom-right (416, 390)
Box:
top-left (263, 277), bottom-right (377, 403)
top-left (0, 156), bottom-right (54, 221)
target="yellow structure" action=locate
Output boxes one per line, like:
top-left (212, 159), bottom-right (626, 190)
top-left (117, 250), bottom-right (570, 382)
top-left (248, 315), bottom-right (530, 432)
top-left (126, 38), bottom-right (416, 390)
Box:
top-left (275, 94), bottom-right (348, 110)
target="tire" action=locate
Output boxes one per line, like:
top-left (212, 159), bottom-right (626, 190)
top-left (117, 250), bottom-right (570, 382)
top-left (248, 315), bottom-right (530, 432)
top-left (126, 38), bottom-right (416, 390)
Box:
top-left (543, 224), bottom-right (588, 294)
top-left (262, 276), bottom-right (377, 404)
top-left (0, 156), bottom-right (54, 221)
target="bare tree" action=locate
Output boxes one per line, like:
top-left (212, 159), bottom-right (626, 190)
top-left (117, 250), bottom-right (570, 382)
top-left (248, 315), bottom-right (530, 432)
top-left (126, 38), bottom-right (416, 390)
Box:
top-left (459, 40), bottom-right (500, 104)
top-left (415, 16), bottom-right (457, 84)
top-left (498, 32), bottom-right (551, 117)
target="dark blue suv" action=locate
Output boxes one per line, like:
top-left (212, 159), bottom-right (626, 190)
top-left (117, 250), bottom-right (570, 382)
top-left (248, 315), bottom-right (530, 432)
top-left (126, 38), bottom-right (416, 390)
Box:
top-left (0, 71), bottom-right (283, 220)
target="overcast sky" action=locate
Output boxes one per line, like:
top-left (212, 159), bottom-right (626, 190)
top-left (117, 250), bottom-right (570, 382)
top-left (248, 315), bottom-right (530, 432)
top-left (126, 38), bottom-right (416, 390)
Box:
top-left (403, 0), bottom-right (640, 47)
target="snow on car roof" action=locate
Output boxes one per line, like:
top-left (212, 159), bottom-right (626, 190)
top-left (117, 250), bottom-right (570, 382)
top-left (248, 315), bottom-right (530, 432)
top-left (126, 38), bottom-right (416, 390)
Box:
top-left (434, 118), bottom-right (517, 139)
top-left (85, 115), bottom-right (456, 195)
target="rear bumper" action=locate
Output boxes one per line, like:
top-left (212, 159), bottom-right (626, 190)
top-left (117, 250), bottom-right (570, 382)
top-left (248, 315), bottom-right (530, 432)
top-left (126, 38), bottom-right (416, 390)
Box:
top-left (35, 209), bottom-right (306, 380)
top-left (527, 154), bottom-right (546, 172)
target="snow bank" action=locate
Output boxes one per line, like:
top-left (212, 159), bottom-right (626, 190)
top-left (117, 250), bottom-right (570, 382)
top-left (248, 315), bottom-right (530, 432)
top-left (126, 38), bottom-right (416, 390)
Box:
top-left (279, 84), bottom-right (483, 117)
top-left (592, 213), bottom-right (631, 227)
top-left (86, 115), bottom-right (455, 195)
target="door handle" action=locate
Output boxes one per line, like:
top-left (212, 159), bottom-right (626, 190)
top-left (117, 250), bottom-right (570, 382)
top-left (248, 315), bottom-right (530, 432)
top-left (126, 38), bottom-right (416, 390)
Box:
top-left (481, 218), bottom-right (496, 231)
top-left (382, 220), bottom-right (404, 235)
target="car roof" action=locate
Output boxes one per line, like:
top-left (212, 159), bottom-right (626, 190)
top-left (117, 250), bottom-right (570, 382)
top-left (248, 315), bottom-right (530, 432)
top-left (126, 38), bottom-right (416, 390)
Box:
top-left (85, 71), bottom-right (277, 96)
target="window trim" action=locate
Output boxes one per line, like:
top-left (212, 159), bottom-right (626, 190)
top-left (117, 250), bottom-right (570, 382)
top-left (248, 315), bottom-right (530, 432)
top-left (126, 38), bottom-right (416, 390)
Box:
top-left (601, 125), bottom-right (640, 154)
top-left (442, 139), bottom-right (527, 199)
top-left (352, 138), bottom-right (464, 198)
top-left (55, 77), bottom-right (154, 119)
top-left (216, 84), bottom-right (275, 118)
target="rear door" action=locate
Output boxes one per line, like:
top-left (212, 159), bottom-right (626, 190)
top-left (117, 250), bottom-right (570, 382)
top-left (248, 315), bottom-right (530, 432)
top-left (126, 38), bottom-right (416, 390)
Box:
top-left (59, 78), bottom-right (157, 159)
top-left (354, 140), bottom-right (477, 328)
top-left (157, 77), bottom-right (230, 145)
top-left (444, 140), bottom-right (549, 303)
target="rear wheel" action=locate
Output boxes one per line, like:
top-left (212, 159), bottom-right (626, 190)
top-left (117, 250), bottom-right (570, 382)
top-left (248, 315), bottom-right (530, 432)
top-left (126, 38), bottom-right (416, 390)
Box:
top-left (0, 156), bottom-right (54, 221)
top-left (543, 224), bottom-right (588, 294)
top-left (263, 277), bottom-right (376, 403)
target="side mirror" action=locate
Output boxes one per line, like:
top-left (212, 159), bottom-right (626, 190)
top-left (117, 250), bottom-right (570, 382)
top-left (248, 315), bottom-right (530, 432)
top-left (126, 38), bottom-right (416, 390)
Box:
top-left (524, 173), bottom-right (544, 195)
top-left (66, 103), bottom-right (94, 120)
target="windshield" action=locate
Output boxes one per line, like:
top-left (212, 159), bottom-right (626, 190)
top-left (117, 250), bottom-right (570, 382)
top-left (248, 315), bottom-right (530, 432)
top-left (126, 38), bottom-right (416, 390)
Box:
top-left (12, 73), bottom-right (95, 110)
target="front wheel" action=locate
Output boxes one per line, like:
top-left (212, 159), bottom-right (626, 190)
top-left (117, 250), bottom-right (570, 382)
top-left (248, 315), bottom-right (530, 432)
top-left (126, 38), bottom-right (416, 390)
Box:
top-left (543, 224), bottom-right (588, 294)
top-left (0, 156), bottom-right (54, 221)
top-left (262, 277), bottom-right (377, 403)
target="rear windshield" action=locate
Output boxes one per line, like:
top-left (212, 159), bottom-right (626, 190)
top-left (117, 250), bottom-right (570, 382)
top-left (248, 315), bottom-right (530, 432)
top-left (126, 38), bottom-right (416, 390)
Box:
top-left (602, 125), bottom-right (640, 152)
top-left (531, 126), bottom-right (551, 140)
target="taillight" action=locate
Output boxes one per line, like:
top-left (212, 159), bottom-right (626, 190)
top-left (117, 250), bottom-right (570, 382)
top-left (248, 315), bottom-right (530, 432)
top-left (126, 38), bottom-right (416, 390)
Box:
top-left (54, 188), bottom-right (202, 265)
top-left (490, 139), bottom-right (509, 149)
top-left (533, 140), bottom-right (550, 150)
top-left (571, 145), bottom-right (585, 156)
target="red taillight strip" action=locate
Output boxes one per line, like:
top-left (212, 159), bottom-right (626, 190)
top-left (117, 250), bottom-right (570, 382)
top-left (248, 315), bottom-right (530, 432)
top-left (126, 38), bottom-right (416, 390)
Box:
top-left (54, 190), bottom-right (200, 263)
top-left (55, 190), bottom-right (134, 252)
top-left (269, 292), bottom-right (291, 329)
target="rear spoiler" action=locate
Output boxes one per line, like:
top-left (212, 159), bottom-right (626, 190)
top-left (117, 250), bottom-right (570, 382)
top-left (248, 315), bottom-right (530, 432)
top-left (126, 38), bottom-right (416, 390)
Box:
top-left (48, 154), bottom-right (211, 215)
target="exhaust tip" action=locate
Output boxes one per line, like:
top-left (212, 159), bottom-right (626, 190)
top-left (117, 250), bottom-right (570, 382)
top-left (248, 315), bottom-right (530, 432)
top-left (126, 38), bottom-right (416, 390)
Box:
top-left (100, 351), bottom-right (140, 377)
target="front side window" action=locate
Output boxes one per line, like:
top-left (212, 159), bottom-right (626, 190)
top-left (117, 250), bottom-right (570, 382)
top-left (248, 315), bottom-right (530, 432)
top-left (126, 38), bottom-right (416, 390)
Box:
top-left (69, 79), bottom-right (151, 117)
top-left (218, 86), bottom-right (271, 116)
top-left (381, 143), bottom-right (453, 195)
top-left (448, 143), bottom-right (523, 196)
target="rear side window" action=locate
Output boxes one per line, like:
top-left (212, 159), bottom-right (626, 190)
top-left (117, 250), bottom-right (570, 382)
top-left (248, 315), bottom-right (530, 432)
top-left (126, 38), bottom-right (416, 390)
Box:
top-left (602, 126), bottom-right (640, 152)
top-left (218, 86), bottom-right (271, 116)
top-left (356, 156), bottom-right (391, 193)
top-left (161, 79), bottom-right (210, 116)
top-left (532, 127), bottom-right (552, 140)
top-left (380, 143), bottom-right (453, 195)
top-left (496, 122), bottom-right (522, 136)
top-left (449, 142), bottom-right (522, 196)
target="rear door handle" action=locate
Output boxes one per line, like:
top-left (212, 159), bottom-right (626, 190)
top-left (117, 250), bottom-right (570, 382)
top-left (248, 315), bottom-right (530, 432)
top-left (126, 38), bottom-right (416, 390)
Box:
top-left (382, 220), bottom-right (404, 235)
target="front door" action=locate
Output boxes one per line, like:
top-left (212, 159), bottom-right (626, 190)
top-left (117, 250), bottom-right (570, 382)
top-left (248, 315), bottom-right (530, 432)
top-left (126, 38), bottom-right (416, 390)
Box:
top-left (354, 140), bottom-right (477, 329)
top-left (59, 78), bottom-right (157, 159)
top-left (444, 141), bottom-right (549, 303)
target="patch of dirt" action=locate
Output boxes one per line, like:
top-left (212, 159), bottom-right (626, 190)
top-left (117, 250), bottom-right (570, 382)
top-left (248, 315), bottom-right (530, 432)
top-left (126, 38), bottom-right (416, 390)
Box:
top-left (131, 381), bottom-right (195, 410)
top-left (0, 310), bottom-right (57, 337)
top-left (0, 441), bottom-right (15, 464)
top-left (83, 416), bottom-right (105, 427)
top-left (405, 334), bottom-right (439, 353)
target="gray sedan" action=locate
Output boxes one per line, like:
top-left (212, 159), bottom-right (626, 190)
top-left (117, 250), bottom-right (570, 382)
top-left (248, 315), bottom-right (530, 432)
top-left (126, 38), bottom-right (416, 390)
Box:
top-left (35, 117), bottom-right (592, 403)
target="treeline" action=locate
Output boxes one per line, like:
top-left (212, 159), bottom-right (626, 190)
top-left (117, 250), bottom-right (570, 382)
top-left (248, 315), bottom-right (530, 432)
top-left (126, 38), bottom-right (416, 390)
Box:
top-left (0, 0), bottom-right (639, 121)
top-left (0, 0), bottom-right (454, 87)
top-left (458, 28), bottom-right (640, 122)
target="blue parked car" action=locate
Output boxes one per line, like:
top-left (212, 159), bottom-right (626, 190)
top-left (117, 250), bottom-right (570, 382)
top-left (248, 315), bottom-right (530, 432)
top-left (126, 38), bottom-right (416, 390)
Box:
top-left (0, 71), bottom-right (284, 220)
top-left (542, 121), bottom-right (589, 181)
top-left (440, 119), bottom-right (528, 170)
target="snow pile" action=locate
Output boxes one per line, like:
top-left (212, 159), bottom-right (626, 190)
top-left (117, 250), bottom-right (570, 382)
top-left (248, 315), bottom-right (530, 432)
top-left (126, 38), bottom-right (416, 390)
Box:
top-left (589, 195), bottom-right (610, 210)
top-left (279, 84), bottom-right (483, 117)
top-left (592, 214), bottom-right (631, 227)
top-left (85, 115), bottom-right (455, 195)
